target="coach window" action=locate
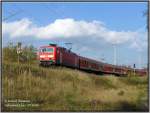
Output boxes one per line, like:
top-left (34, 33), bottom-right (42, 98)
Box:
top-left (81, 60), bottom-right (83, 64)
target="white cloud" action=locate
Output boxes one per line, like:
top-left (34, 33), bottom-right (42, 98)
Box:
top-left (130, 37), bottom-right (147, 51)
top-left (2, 18), bottom-right (33, 38)
top-left (2, 18), bottom-right (147, 51)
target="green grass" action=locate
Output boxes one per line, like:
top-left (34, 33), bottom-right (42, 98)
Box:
top-left (2, 62), bottom-right (149, 111)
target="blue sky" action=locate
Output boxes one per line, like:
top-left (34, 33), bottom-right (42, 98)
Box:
top-left (2, 2), bottom-right (148, 68)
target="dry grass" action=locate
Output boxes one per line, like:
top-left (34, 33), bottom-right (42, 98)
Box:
top-left (2, 62), bottom-right (148, 111)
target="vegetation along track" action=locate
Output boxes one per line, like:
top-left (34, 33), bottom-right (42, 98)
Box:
top-left (2, 62), bottom-right (149, 111)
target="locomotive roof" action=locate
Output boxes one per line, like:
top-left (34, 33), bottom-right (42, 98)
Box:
top-left (58, 46), bottom-right (77, 55)
top-left (40, 45), bottom-right (56, 48)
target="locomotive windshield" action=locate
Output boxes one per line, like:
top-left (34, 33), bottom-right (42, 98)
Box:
top-left (40, 48), bottom-right (53, 52)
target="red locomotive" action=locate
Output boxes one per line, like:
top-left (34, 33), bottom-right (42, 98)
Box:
top-left (37, 44), bottom-right (147, 76)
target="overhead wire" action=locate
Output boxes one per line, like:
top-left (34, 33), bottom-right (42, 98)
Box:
top-left (2, 9), bottom-right (23, 21)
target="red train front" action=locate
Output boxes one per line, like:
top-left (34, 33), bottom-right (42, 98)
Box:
top-left (38, 44), bottom-right (57, 66)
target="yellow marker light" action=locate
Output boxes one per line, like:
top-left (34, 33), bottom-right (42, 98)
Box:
top-left (48, 55), bottom-right (54, 58)
top-left (40, 55), bottom-right (45, 58)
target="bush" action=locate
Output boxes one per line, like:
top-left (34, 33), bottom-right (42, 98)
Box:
top-left (2, 42), bottom-right (37, 64)
top-left (2, 62), bottom-right (148, 111)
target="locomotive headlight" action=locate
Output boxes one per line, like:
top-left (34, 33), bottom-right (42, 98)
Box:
top-left (48, 55), bottom-right (54, 58)
top-left (40, 55), bottom-right (45, 58)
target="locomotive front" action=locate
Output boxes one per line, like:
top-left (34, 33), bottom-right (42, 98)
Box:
top-left (38, 45), bottom-right (56, 66)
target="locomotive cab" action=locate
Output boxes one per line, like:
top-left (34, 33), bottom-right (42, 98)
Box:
top-left (38, 45), bottom-right (56, 66)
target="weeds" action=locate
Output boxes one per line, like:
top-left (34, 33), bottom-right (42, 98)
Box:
top-left (2, 62), bottom-right (148, 111)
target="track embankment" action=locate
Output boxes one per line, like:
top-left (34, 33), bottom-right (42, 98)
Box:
top-left (2, 62), bottom-right (148, 111)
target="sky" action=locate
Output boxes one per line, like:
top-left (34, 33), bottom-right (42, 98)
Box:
top-left (2, 2), bottom-right (148, 68)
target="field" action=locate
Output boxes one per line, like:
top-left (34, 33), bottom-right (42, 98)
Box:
top-left (2, 62), bottom-right (149, 111)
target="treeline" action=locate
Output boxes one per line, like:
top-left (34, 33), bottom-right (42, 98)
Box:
top-left (2, 42), bottom-right (37, 64)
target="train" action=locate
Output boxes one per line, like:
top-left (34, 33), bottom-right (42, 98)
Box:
top-left (37, 44), bottom-right (147, 76)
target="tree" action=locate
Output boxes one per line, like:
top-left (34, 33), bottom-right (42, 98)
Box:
top-left (2, 42), bottom-right (18, 63)
top-left (21, 45), bottom-right (37, 64)
top-left (3, 42), bottom-right (37, 64)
